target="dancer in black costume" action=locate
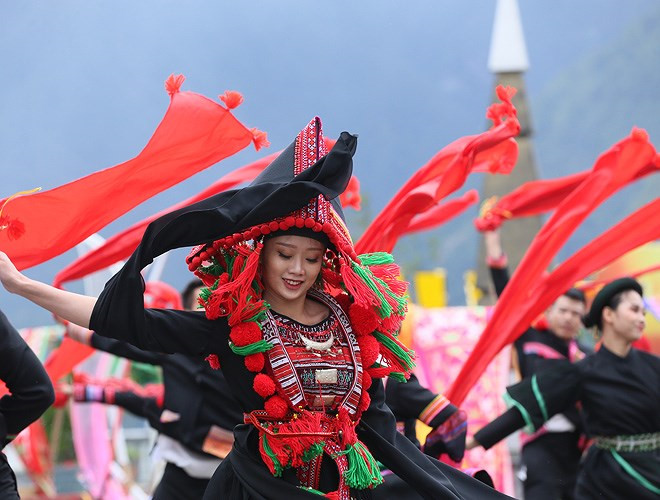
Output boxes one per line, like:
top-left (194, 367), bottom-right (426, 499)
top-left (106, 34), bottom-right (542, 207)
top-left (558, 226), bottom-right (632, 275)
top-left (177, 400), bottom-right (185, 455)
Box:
top-left (0, 309), bottom-right (55, 498)
top-left (0, 118), bottom-right (512, 499)
top-left (470, 277), bottom-right (660, 499)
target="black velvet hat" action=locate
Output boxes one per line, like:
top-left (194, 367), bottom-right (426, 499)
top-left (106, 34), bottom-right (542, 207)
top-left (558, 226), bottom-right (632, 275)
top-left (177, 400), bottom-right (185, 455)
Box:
top-left (582, 277), bottom-right (643, 328)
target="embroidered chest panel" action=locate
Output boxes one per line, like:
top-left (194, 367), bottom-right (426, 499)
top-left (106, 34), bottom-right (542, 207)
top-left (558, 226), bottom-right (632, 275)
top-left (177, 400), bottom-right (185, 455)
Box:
top-left (262, 290), bottom-right (363, 415)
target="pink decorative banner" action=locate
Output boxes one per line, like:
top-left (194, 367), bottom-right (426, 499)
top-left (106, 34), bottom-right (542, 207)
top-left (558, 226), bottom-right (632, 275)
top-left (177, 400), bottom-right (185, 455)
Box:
top-left (411, 305), bottom-right (514, 496)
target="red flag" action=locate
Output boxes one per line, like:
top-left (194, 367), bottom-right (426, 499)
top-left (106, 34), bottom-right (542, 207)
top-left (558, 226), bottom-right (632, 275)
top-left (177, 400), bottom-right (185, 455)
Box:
top-left (0, 74), bottom-right (266, 271)
top-left (447, 129), bottom-right (658, 405)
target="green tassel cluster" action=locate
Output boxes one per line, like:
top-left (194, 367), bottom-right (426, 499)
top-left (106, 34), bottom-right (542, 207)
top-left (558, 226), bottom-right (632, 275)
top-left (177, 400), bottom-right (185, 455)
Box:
top-left (350, 261), bottom-right (393, 317)
top-left (230, 340), bottom-right (273, 356)
top-left (357, 252), bottom-right (394, 266)
top-left (373, 332), bottom-right (415, 371)
top-left (261, 434), bottom-right (284, 477)
top-left (342, 441), bottom-right (383, 489)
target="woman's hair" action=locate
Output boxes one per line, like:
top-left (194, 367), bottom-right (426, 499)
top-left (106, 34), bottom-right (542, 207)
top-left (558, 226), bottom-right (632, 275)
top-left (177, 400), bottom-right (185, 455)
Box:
top-left (597, 289), bottom-right (631, 331)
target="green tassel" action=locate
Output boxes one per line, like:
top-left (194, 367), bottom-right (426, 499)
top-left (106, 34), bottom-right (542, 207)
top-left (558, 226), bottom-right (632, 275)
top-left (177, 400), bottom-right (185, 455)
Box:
top-left (373, 332), bottom-right (415, 371)
top-left (350, 261), bottom-right (393, 317)
top-left (387, 372), bottom-right (407, 383)
top-left (357, 252), bottom-right (394, 266)
top-left (230, 340), bottom-right (273, 355)
top-left (261, 434), bottom-right (283, 477)
top-left (301, 441), bottom-right (325, 462)
top-left (373, 275), bottom-right (408, 314)
top-left (342, 441), bottom-right (383, 489)
top-left (199, 280), bottom-right (219, 302)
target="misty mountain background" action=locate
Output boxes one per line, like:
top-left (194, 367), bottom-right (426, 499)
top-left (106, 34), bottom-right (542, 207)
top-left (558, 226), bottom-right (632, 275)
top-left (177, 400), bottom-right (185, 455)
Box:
top-left (1, 1), bottom-right (658, 328)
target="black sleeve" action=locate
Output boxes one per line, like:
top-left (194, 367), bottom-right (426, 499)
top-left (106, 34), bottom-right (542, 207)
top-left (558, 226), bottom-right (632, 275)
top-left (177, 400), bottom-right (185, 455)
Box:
top-left (90, 332), bottom-right (163, 365)
top-left (489, 266), bottom-right (510, 298)
top-left (385, 374), bottom-right (457, 427)
top-left (473, 408), bottom-right (526, 450)
top-left (0, 310), bottom-right (55, 447)
top-left (90, 300), bottom-right (226, 358)
top-left (357, 380), bottom-right (511, 499)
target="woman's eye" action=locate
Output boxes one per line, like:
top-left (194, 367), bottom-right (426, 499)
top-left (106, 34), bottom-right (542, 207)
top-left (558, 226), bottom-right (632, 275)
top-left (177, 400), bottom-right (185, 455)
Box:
top-left (278, 252), bottom-right (291, 259)
top-left (306, 258), bottom-right (319, 264)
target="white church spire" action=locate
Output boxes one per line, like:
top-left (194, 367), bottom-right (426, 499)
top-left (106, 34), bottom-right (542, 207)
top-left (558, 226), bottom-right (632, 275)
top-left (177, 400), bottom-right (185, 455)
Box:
top-left (488, 0), bottom-right (529, 73)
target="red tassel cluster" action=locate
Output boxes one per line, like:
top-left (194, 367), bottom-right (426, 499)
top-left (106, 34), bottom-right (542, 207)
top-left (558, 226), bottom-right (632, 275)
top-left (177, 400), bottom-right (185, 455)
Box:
top-left (164, 73), bottom-right (185, 97)
top-left (204, 354), bottom-right (221, 370)
top-left (486, 85), bottom-right (517, 128)
top-left (250, 128), bottom-right (270, 151)
top-left (0, 216), bottom-right (26, 241)
top-left (218, 90), bottom-right (244, 110)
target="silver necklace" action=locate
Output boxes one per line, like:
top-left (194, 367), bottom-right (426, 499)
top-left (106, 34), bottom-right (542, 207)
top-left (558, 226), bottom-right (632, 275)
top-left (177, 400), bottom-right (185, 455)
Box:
top-left (299, 332), bottom-right (335, 352)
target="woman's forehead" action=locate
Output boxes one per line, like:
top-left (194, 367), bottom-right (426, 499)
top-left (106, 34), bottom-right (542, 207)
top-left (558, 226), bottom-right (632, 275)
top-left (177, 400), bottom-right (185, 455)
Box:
top-left (269, 234), bottom-right (325, 250)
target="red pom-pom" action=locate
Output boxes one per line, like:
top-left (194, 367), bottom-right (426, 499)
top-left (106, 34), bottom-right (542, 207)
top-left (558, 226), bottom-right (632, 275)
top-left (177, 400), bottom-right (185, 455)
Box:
top-left (250, 128), bottom-right (270, 151)
top-left (349, 303), bottom-right (380, 336)
top-left (245, 353), bottom-right (265, 372)
top-left (253, 374), bottom-right (276, 398)
top-left (191, 256), bottom-right (201, 268)
top-left (269, 220), bottom-right (279, 232)
top-left (295, 217), bottom-right (305, 228)
top-left (264, 395), bottom-right (289, 419)
top-left (279, 220), bottom-right (289, 231)
top-left (359, 391), bottom-right (371, 412)
top-left (284, 216), bottom-right (295, 227)
top-left (205, 354), bottom-right (221, 370)
top-left (304, 218), bottom-right (315, 229)
top-left (218, 90), bottom-right (244, 109)
top-left (358, 335), bottom-right (380, 367)
top-left (260, 224), bottom-right (271, 235)
top-left (312, 222), bottom-right (322, 232)
top-left (164, 73), bottom-right (185, 96)
top-left (230, 322), bottom-right (262, 346)
top-left (333, 293), bottom-right (352, 313)
top-left (362, 371), bottom-right (372, 390)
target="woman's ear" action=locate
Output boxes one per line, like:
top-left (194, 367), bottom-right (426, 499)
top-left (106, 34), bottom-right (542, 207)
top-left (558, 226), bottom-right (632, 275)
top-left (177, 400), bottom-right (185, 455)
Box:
top-left (602, 306), bottom-right (615, 326)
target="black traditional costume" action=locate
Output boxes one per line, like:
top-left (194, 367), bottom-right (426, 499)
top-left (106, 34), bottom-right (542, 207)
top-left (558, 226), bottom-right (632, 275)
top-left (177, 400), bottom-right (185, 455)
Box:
top-left (489, 259), bottom-right (587, 499)
top-left (475, 278), bottom-right (660, 499)
top-left (0, 309), bottom-right (55, 498)
top-left (90, 118), bottom-right (511, 499)
top-left (76, 332), bottom-right (241, 499)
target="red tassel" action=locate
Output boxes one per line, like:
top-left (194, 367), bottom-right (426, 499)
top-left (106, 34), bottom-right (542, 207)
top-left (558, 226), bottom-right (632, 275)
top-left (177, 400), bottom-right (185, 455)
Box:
top-left (164, 73), bottom-right (185, 97)
top-left (204, 354), bottom-right (221, 370)
top-left (251, 128), bottom-right (270, 151)
top-left (324, 491), bottom-right (339, 500)
top-left (218, 90), bottom-right (244, 109)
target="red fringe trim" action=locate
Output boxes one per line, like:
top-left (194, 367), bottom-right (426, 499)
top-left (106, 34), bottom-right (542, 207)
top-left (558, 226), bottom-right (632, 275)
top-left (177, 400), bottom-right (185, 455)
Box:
top-left (164, 73), bottom-right (185, 97)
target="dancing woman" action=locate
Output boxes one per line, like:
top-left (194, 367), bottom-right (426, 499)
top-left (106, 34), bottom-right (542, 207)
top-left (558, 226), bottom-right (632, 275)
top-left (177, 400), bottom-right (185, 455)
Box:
top-left (0, 118), bottom-right (510, 499)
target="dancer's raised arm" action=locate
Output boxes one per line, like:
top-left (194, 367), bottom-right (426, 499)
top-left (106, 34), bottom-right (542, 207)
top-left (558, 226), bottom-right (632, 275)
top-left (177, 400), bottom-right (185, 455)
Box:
top-left (0, 251), bottom-right (96, 327)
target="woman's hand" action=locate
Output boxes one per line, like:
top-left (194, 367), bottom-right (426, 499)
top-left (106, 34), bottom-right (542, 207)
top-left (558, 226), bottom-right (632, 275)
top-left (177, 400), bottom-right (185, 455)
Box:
top-left (0, 251), bottom-right (28, 294)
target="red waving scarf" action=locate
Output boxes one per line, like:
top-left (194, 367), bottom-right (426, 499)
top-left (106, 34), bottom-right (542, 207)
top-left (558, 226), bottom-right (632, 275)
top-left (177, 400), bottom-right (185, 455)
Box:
top-left (577, 262), bottom-right (660, 293)
top-left (53, 152), bottom-right (279, 288)
top-left (475, 159), bottom-right (657, 231)
top-left (448, 129), bottom-right (659, 404)
top-left (0, 75), bottom-right (267, 270)
top-left (356, 86), bottom-right (519, 254)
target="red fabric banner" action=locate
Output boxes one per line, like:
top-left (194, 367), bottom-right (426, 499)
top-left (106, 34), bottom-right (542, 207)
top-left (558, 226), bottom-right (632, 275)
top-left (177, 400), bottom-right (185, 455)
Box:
top-left (356, 86), bottom-right (519, 254)
top-left (474, 159), bottom-right (657, 231)
top-left (53, 153), bottom-right (278, 288)
top-left (448, 129), bottom-right (658, 404)
top-left (0, 74), bottom-right (264, 271)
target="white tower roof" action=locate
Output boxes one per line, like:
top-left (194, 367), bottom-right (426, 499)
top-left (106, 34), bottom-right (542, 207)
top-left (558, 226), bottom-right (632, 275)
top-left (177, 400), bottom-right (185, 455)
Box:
top-left (488, 0), bottom-right (529, 73)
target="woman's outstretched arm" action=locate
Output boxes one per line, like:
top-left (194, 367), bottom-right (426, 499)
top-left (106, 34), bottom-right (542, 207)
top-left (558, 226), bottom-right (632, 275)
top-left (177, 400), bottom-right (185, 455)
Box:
top-left (0, 251), bottom-right (96, 327)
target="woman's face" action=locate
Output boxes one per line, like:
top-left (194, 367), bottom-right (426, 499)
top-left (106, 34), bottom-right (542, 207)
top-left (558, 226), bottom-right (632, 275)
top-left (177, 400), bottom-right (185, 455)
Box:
top-left (261, 234), bottom-right (325, 308)
top-left (603, 290), bottom-right (646, 342)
